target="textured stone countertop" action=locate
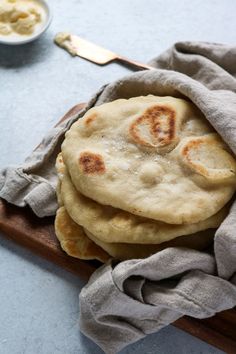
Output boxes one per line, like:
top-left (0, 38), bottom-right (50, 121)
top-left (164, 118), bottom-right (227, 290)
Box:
top-left (0, 0), bottom-right (235, 353)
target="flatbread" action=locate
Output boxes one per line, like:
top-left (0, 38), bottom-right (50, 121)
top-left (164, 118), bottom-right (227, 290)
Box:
top-left (54, 205), bottom-right (214, 262)
top-left (58, 156), bottom-right (228, 244)
top-left (62, 95), bottom-right (236, 224)
top-left (84, 228), bottom-right (215, 260)
top-left (55, 206), bottom-right (110, 263)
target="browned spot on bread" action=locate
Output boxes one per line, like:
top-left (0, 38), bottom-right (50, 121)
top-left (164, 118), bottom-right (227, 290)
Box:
top-left (182, 136), bottom-right (236, 181)
top-left (84, 113), bottom-right (97, 126)
top-left (129, 105), bottom-right (176, 148)
top-left (182, 139), bottom-right (203, 158)
top-left (79, 151), bottom-right (106, 174)
top-left (182, 138), bottom-right (211, 177)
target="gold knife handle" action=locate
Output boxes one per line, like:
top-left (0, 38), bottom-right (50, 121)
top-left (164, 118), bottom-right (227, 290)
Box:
top-left (117, 55), bottom-right (154, 71)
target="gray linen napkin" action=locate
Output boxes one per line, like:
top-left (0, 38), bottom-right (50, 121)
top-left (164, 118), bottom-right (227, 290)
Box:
top-left (1, 42), bottom-right (236, 353)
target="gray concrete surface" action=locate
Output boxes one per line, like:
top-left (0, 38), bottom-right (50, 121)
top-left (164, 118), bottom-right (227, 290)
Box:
top-left (1, 0), bottom-right (235, 353)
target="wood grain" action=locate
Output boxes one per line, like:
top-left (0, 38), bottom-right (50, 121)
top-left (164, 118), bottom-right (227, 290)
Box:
top-left (0, 200), bottom-right (96, 280)
top-left (0, 104), bottom-right (235, 354)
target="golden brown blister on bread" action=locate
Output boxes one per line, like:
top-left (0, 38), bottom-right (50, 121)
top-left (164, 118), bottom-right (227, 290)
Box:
top-left (180, 134), bottom-right (236, 182)
top-left (55, 207), bottom-right (110, 263)
top-left (129, 105), bottom-right (177, 148)
top-left (79, 151), bottom-right (106, 175)
top-left (84, 113), bottom-right (98, 126)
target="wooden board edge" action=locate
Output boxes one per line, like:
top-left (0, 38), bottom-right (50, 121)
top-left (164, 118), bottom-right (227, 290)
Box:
top-left (0, 200), bottom-right (96, 280)
top-left (173, 316), bottom-right (236, 353)
top-left (0, 219), bottom-right (96, 280)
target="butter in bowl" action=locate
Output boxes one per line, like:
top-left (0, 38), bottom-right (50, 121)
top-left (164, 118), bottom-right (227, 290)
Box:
top-left (0, 0), bottom-right (52, 45)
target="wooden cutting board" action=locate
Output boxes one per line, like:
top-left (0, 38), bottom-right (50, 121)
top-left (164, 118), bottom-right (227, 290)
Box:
top-left (0, 104), bottom-right (236, 354)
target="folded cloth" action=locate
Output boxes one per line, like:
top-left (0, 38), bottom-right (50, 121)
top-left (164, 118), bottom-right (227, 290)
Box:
top-left (1, 41), bottom-right (236, 353)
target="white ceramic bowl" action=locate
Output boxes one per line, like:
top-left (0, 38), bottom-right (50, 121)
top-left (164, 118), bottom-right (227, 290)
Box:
top-left (0, 0), bottom-right (52, 45)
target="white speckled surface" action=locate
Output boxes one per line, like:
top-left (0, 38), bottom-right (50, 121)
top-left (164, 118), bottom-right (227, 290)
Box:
top-left (1, 0), bottom-right (235, 353)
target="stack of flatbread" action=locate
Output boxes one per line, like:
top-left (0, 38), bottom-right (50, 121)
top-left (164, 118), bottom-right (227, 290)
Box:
top-left (55, 95), bottom-right (236, 262)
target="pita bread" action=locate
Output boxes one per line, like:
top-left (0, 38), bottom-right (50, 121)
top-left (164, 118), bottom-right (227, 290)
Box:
top-left (62, 95), bottom-right (236, 224)
top-left (59, 160), bottom-right (228, 244)
top-left (84, 228), bottom-right (215, 260)
top-left (55, 206), bottom-right (110, 263)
